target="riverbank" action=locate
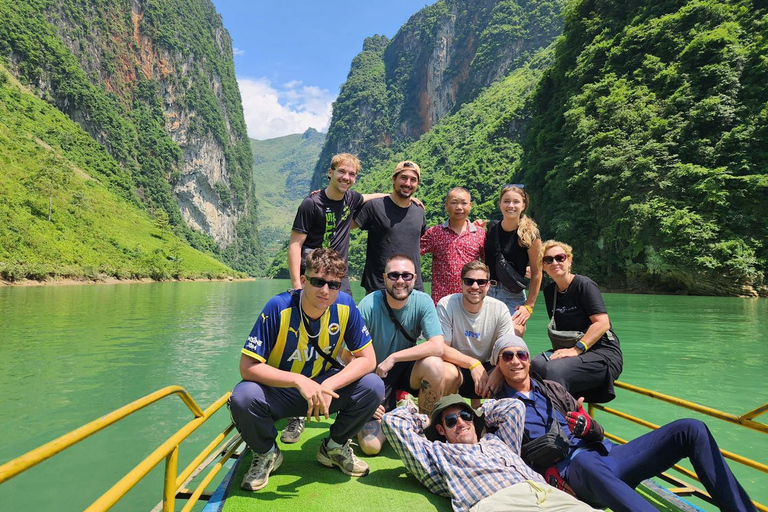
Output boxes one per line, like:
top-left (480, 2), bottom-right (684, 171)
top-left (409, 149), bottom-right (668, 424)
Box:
top-left (1, 275), bottom-right (257, 287)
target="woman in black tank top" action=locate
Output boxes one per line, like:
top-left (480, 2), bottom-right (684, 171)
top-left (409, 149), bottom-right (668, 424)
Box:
top-left (485, 185), bottom-right (542, 336)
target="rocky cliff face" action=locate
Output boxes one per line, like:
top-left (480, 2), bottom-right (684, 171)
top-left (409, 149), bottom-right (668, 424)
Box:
top-left (312, 0), bottom-right (565, 188)
top-left (5, 0), bottom-right (252, 250)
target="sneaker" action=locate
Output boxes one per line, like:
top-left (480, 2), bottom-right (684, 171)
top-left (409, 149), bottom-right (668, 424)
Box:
top-left (240, 446), bottom-right (283, 491)
top-left (317, 439), bottom-right (370, 477)
top-left (280, 417), bottom-right (305, 444)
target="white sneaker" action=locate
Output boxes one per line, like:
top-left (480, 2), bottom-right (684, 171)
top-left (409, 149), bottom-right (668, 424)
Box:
top-left (317, 439), bottom-right (369, 477)
top-left (240, 447), bottom-right (283, 491)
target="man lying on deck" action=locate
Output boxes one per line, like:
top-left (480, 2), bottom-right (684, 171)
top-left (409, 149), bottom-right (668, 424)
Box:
top-left (490, 333), bottom-right (758, 512)
top-left (381, 394), bottom-right (600, 512)
top-left (229, 248), bottom-right (384, 491)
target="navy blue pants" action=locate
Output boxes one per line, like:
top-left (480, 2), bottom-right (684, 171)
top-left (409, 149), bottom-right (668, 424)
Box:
top-left (566, 419), bottom-right (756, 512)
top-left (229, 371), bottom-right (384, 454)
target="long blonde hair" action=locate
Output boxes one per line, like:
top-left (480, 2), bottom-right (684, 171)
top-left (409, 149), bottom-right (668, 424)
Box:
top-left (499, 185), bottom-right (539, 247)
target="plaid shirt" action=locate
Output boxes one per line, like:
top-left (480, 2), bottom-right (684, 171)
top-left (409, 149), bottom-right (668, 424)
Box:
top-left (382, 399), bottom-right (545, 512)
top-left (421, 220), bottom-right (486, 304)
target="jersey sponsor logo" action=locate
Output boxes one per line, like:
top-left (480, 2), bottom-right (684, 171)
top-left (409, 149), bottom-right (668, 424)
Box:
top-left (464, 330), bottom-right (481, 339)
top-left (328, 322), bottom-right (340, 335)
top-left (286, 345), bottom-right (332, 362)
top-left (361, 325), bottom-right (370, 337)
top-left (246, 336), bottom-right (263, 347)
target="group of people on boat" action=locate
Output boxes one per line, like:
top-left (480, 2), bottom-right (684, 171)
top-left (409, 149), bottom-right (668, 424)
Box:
top-left (228, 154), bottom-right (756, 512)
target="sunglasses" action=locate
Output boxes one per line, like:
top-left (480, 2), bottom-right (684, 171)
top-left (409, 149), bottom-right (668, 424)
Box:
top-left (500, 350), bottom-right (530, 363)
top-left (542, 253), bottom-right (568, 265)
top-left (462, 277), bottom-right (490, 287)
top-left (386, 271), bottom-right (415, 282)
top-left (443, 409), bottom-right (473, 429)
top-left (503, 183), bottom-right (525, 189)
top-left (306, 276), bottom-right (342, 290)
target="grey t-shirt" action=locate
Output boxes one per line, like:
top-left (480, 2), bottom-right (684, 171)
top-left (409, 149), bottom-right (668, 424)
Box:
top-left (354, 196), bottom-right (426, 293)
top-left (436, 294), bottom-right (514, 362)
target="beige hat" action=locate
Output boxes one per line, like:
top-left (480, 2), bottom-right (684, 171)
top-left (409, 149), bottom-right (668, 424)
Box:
top-left (393, 160), bottom-right (421, 181)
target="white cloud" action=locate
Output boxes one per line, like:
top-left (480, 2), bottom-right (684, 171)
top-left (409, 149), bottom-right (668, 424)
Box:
top-left (232, 47), bottom-right (245, 56)
top-left (238, 78), bottom-right (334, 140)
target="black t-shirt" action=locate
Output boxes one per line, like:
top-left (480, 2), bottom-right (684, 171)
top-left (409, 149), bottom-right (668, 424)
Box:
top-left (354, 196), bottom-right (426, 293)
top-left (486, 220), bottom-right (531, 280)
top-left (543, 274), bottom-right (620, 346)
top-left (291, 190), bottom-right (364, 265)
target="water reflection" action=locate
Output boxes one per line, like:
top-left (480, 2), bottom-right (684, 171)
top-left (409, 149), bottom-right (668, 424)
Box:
top-left (0, 283), bottom-right (765, 511)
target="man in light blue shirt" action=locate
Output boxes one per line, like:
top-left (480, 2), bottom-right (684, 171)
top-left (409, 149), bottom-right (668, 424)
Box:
top-left (356, 253), bottom-right (449, 455)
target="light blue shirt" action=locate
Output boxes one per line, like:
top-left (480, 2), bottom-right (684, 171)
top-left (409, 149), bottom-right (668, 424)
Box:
top-left (358, 289), bottom-right (443, 364)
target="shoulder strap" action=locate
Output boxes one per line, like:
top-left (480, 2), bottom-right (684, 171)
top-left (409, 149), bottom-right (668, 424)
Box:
top-left (297, 291), bottom-right (344, 370)
top-left (549, 286), bottom-right (558, 330)
top-left (380, 290), bottom-right (418, 345)
top-left (493, 221), bottom-right (518, 254)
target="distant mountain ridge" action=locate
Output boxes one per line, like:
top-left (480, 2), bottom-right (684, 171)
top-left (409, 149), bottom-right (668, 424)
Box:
top-left (250, 128), bottom-right (325, 263)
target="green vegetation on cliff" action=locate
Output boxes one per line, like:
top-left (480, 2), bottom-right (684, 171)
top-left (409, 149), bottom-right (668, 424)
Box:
top-left (0, 69), bottom-right (237, 281)
top-left (314, 0), bottom-right (766, 296)
top-left (521, 0), bottom-right (767, 295)
top-left (0, 0), bottom-right (264, 276)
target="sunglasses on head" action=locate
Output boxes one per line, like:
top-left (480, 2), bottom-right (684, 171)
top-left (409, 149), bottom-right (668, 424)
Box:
top-left (443, 409), bottom-right (473, 429)
top-left (542, 253), bottom-right (568, 265)
top-left (503, 183), bottom-right (525, 189)
top-left (462, 277), bottom-right (490, 287)
top-left (387, 271), bottom-right (415, 282)
top-left (306, 276), bottom-right (342, 290)
top-left (500, 350), bottom-right (530, 363)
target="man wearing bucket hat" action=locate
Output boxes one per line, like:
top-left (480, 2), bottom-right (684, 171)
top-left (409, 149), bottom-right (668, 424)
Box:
top-left (491, 334), bottom-right (758, 512)
top-left (354, 160), bottom-right (427, 294)
top-left (381, 394), bottom-right (600, 511)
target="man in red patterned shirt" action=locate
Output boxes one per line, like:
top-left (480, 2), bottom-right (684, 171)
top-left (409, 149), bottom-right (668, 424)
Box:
top-left (421, 187), bottom-right (486, 305)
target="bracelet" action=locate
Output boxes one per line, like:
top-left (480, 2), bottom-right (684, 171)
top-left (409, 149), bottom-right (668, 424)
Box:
top-left (469, 360), bottom-right (483, 370)
top-left (523, 305), bottom-right (534, 314)
top-left (575, 340), bottom-right (588, 353)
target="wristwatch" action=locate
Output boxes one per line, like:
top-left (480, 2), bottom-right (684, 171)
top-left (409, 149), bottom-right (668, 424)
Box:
top-left (575, 340), bottom-right (588, 353)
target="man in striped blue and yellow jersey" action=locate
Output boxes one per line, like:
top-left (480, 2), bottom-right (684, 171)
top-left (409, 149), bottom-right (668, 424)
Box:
top-left (229, 248), bottom-right (384, 492)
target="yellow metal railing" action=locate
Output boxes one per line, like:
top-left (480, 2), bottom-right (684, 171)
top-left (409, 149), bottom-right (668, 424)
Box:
top-left (588, 380), bottom-right (768, 512)
top-left (0, 386), bottom-right (243, 512)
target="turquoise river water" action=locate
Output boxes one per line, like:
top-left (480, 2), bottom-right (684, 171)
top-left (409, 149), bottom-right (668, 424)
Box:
top-left (0, 280), bottom-right (766, 511)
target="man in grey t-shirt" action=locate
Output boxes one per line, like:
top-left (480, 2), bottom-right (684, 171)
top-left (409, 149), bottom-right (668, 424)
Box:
top-left (438, 260), bottom-right (514, 407)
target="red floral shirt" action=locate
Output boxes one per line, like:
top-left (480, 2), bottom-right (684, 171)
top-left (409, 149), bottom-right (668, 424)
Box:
top-left (421, 220), bottom-right (486, 304)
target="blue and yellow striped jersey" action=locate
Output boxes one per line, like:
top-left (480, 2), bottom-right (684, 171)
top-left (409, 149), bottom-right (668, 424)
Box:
top-left (242, 290), bottom-right (372, 379)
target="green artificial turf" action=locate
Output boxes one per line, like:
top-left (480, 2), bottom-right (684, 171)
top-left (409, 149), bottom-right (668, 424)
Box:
top-left (222, 417), bottom-right (451, 512)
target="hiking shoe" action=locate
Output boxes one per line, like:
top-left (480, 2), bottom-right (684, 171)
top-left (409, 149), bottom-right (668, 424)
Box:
top-left (317, 439), bottom-right (370, 477)
top-left (240, 447), bottom-right (283, 491)
top-left (280, 417), bottom-right (305, 444)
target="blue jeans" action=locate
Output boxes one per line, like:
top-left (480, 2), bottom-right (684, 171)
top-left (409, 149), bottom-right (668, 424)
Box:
top-left (566, 419), bottom-right (756, 512)
top-left (488, 284), bottom-right (526, 315)
top-left (229, 371), bottom-right (384, 453)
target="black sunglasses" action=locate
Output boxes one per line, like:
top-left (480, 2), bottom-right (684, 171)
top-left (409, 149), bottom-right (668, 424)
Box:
top-left (462, 277), bottom-right (490, 287)
top-left (443, 409), bottom-right (473, 429)
top-left (501, 350), bottom-right (530, 363)
top-left (542, 253), bottom-right (568, 265)
top-left (387, 271), bottom-right (415, 282)
top-left (306, 276), bottom-right (342, 290)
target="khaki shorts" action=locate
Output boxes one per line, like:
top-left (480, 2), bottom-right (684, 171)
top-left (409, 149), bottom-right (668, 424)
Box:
top-left (470, 480), bottom-right (599, 512)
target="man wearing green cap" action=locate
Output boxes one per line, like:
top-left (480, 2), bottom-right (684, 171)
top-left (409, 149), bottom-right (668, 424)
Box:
top-left (381, 394), bottom-right (599, 512)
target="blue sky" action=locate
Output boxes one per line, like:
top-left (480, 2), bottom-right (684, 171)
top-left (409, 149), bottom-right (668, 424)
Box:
top-left (210, 1), bottom-right (431, 139)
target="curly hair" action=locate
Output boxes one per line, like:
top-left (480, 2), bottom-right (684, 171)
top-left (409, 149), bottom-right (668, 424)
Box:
top-left (304, 248), bottom-right (347, 279)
